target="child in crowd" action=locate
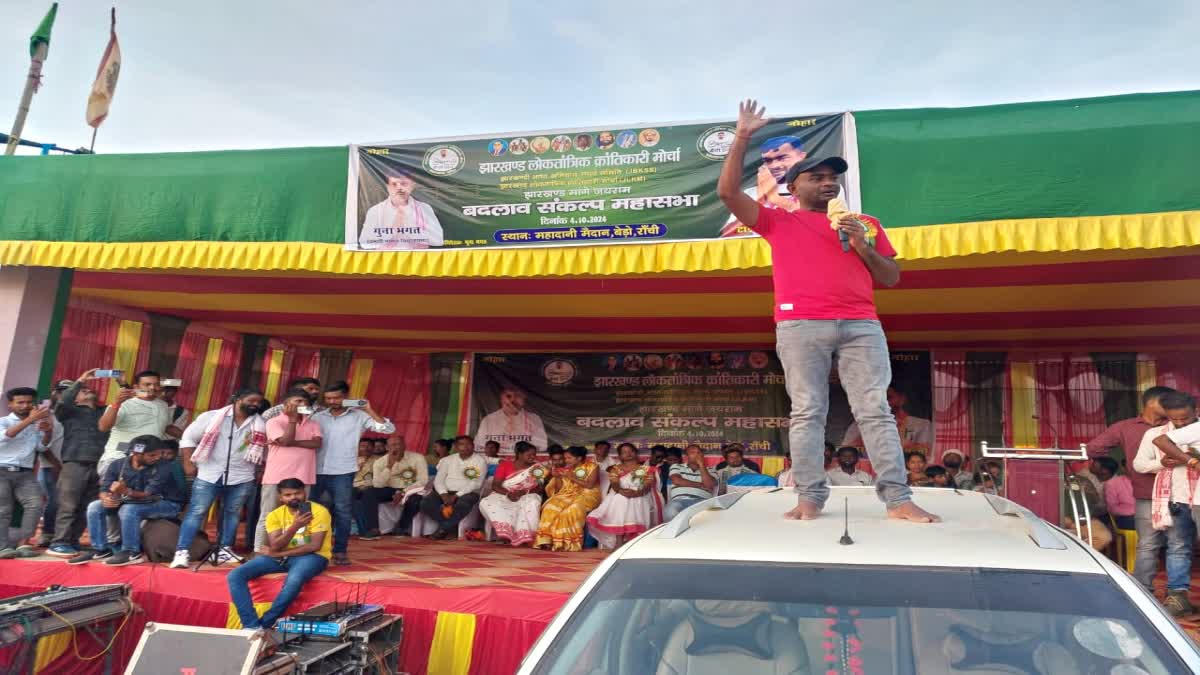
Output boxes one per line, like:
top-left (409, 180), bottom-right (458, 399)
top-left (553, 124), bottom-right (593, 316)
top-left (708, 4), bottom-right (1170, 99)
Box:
top-left (924, 465), bottom-right (952, 488)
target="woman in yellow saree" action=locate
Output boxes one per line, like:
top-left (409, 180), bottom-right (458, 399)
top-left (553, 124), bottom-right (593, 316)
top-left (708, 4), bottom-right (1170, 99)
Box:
top-left (535, 446), bottom-right (601, 551)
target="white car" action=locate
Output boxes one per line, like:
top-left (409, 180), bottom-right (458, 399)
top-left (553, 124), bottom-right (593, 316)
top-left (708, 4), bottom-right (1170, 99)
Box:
top-left (518, 486), bottom-right (1200, 674)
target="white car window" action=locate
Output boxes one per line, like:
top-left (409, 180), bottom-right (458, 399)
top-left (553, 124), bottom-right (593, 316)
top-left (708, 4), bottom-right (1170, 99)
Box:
top-left (530, 561), bottom-right (1182, 675)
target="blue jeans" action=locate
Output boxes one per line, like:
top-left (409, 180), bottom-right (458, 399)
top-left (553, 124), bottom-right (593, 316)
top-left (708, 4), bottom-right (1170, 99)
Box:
top-left (664, 494), bottom-right (708, 521)
top-left (776, 320), bottom-right (910, 509)
top-left (38, 467), bottom-right (58, 539)
top-left (312, 473), bottom-right (354, 554)
top-left (1164, 502), bottom-right (1196, 593)
top-left (227, 553), bottom-right (328, 629)
top-left (176, 478), bottom-right (255, 551)
top-left (86, 499), bottom-right (180, 553)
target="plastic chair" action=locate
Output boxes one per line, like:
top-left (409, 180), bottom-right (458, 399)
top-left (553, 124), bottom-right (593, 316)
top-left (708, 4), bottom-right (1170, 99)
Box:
top-left (1115, 525), bottom-right (1138, 574)
top-left (410, 503), bottom-right (485, 540)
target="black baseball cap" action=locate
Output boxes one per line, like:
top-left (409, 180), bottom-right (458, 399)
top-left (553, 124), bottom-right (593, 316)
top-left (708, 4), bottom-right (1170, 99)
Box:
top-left (784, 156), bottom-right (849, 186)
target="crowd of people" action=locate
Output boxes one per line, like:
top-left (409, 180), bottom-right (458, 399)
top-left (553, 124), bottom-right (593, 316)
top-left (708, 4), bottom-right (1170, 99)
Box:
top-left (3, 368), bottom-right (1200, 625)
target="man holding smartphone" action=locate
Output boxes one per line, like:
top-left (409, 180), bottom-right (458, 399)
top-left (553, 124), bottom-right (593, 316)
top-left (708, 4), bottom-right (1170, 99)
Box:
top-left (0, 387), bottom-right (55, 558)
top-left (46, 370), bottom-right (111, 558)
top-left (228, 478), bottom-right (330, 630)
top-left (254, 388), bottom-right (323, 552)
top-left (311, 382), bottom-right (394, 566)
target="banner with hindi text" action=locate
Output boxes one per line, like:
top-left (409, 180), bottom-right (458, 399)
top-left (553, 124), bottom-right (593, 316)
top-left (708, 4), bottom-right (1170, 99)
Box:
top-left (470, 350), bottom-right (931, 456)
top-left (347, 113), bottom-right (848, 250)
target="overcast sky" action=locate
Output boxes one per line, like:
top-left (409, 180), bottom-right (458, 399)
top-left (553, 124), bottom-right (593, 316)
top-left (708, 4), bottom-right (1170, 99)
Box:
top-left (2, 0), bottom-right (1198, 154)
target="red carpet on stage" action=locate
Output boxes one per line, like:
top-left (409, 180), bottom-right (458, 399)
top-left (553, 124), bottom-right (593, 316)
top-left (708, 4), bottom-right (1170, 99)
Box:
top-left (0, 538), bottom-right (608, 675)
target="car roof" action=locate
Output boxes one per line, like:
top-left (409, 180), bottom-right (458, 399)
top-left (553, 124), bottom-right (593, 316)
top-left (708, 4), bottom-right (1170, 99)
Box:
top-left (619, 487), bottom-right (1103, 574)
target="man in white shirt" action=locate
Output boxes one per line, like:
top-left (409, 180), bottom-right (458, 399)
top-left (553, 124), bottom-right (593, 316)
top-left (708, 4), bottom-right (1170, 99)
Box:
top-left (171, 388), bottom-right (267, 568)
top-left (474, 386), bottom-right (548, 454)
top-left (826, 446), bottom-right (875, 487)
top-left (482, 440), bottom-right (503, 466)
top-left (420, 435), bottom-right (487, 540)
top-left (359, 436), bottom-right (429, 538)
top-left (311, 383), bottom-right (395, 565)
top-left (842, 386), bottom-right (933, 455)
top-left (1132, 390), bottom-right (1199, 617)
top-left (358, 168), bottom-right (444, 250)
top-left (97, 371), bottom-right (172, 476)
top-left (0, 387), bottom-right (55, 558)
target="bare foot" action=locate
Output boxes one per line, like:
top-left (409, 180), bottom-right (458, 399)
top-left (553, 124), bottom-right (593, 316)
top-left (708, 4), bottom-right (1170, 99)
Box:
top-left (887, 501), bottom-right (941, 523)
top-left (783, 501), bottom-right (822, 520)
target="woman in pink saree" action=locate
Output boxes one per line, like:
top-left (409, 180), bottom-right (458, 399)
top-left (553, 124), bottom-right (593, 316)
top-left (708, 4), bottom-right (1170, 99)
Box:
top-left (587, 443), bottom-right (662, 549)
top-left (479, 441), bottom-right (543, 546)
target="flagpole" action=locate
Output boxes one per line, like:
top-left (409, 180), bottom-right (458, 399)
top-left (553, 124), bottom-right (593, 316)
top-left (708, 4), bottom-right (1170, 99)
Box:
top-left (5, 42), bottom-right (48, 156)
top-left (89, 127), bottom-right (98, 153)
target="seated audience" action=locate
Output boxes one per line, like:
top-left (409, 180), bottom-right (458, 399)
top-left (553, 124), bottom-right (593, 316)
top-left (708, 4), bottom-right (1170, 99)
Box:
top-left (427, 438), bottom-right (453, 473)
top-left (543, 444), bottom-right (567, 497)
top-left (228, 478), bottom-right (330, 630)
top-left (352, 437), bottom-right (387, 534)
top-left (587, 442), bottom-right (661, 548)
top-left (482, 440), bottom-right (503, 465)
top-left (535, 446), bottom-right (601, 551)
top-left (648, 445), bottom-right (668, 470)
top-left (714, 444), bottom-right (761, 473)
top-left (905, 451), bottom-right (931, 487)
top-left (941, 449), bottom-right (974, 490)
top-left (70, 435), bottom-right (181, 566)
top-left (1094, 456), bottom-right (1135, 530)
top-left (479, 441), bottom-right (543, 546)
top-left (713, 443), bottom-right (759, 493)
top-left (359, 435), bottom-right (428, 538)
top-left (925, 465), bottom-right (951, 488)
top-left (777, 458), bottom-right (795, 488)
top-left (826, 446), bottom-right (874, 487)
top-left (659, 446), bottom-right (684, 501)
top-left (593, 440), bottom-right (616, 493)
top-left (665, 444), bottom-right (716, 520)
top-left (420, 435), bottom-right (487, 539)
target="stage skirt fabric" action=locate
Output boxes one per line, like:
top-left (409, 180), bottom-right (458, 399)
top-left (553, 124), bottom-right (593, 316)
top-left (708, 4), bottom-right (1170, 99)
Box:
top-left (587, 466), bottom-right (662, 549)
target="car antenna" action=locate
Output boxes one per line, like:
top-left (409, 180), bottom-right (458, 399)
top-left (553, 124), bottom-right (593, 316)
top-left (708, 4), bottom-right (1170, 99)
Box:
top-left (839, 497), bottom-right (854, 545)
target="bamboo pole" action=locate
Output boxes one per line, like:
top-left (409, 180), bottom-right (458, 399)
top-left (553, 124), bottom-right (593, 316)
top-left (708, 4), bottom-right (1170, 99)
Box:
top-left (5, 42), bottom-right (48, 156)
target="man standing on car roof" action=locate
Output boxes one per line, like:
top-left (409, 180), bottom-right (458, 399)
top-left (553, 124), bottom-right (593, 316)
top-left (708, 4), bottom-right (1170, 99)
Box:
top-left (718, 99), bottom-right (937, 524)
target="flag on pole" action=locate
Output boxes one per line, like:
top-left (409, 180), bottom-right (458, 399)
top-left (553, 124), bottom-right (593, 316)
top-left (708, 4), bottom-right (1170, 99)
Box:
top-left (5, 3), bottom-right (57, 155)
top-left (86, 8), bottom-right (121, 129)
top-left (30, 2), bottom-right (58, 59)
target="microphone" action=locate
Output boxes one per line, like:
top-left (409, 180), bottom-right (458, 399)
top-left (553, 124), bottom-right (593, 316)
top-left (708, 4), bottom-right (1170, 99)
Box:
top-left (826, 197), bottom-right (855, 253)
top-left (839, 228), bottom-right (850, 252)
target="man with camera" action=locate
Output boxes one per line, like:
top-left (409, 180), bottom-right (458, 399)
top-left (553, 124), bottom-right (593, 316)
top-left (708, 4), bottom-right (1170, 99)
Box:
top-left (228, 478), bottom-right (330, 630)
top-left (255, 388), bottom-right (323, 551)
top-left (311, 382), bottom-right (395, 565)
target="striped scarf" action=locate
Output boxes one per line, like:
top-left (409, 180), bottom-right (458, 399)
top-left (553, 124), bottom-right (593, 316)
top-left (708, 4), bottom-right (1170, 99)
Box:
top-left (189, 405), bottom-right (268, 465)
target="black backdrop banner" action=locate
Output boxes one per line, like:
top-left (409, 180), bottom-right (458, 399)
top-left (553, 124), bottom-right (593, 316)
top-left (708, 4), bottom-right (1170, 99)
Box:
top-left (470, 351), bottom-right (931, 455)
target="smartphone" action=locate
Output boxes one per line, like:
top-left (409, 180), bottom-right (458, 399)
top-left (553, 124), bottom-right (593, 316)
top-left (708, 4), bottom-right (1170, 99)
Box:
top-left (297, 406), bottom-right (314, 415)
top-left (95, 369), bottom-right (124, 379)
top-left (343, 399), bottom-right (367, 409)
top-left (39, 399), bottom-right (51, 409)
top-left (297, 501), bottom-right (312, 515)
top-left (162, 378), bottom-right (182, 388)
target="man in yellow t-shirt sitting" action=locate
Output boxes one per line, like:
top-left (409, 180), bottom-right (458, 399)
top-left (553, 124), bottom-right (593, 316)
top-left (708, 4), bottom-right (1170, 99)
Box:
top-left (227, 478), bottom-right (331, 629)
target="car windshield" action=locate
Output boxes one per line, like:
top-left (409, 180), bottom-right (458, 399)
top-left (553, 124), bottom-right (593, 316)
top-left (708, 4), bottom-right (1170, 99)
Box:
top-left (529, 560), bottom-right (1184, 675)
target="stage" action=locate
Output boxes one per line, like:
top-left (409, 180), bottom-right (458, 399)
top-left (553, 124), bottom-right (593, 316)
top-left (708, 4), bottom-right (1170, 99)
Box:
top-left (0, 538), bottom-right (608, 675)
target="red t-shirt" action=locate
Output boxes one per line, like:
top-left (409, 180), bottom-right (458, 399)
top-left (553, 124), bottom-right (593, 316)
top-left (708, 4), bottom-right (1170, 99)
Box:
top-left (753, 204), bottom-right (896, 322)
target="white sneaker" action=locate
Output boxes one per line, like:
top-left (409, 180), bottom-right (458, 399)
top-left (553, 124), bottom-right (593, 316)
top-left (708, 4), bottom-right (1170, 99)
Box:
top-left (216, 546), bottom-right (245, 565)
top-left (168, 550), bottom-right (190, 569)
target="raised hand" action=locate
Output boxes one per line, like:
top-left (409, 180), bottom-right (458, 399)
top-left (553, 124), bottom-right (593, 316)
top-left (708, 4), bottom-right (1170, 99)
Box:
top-left (736, 99), bottom-right (769, 138)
